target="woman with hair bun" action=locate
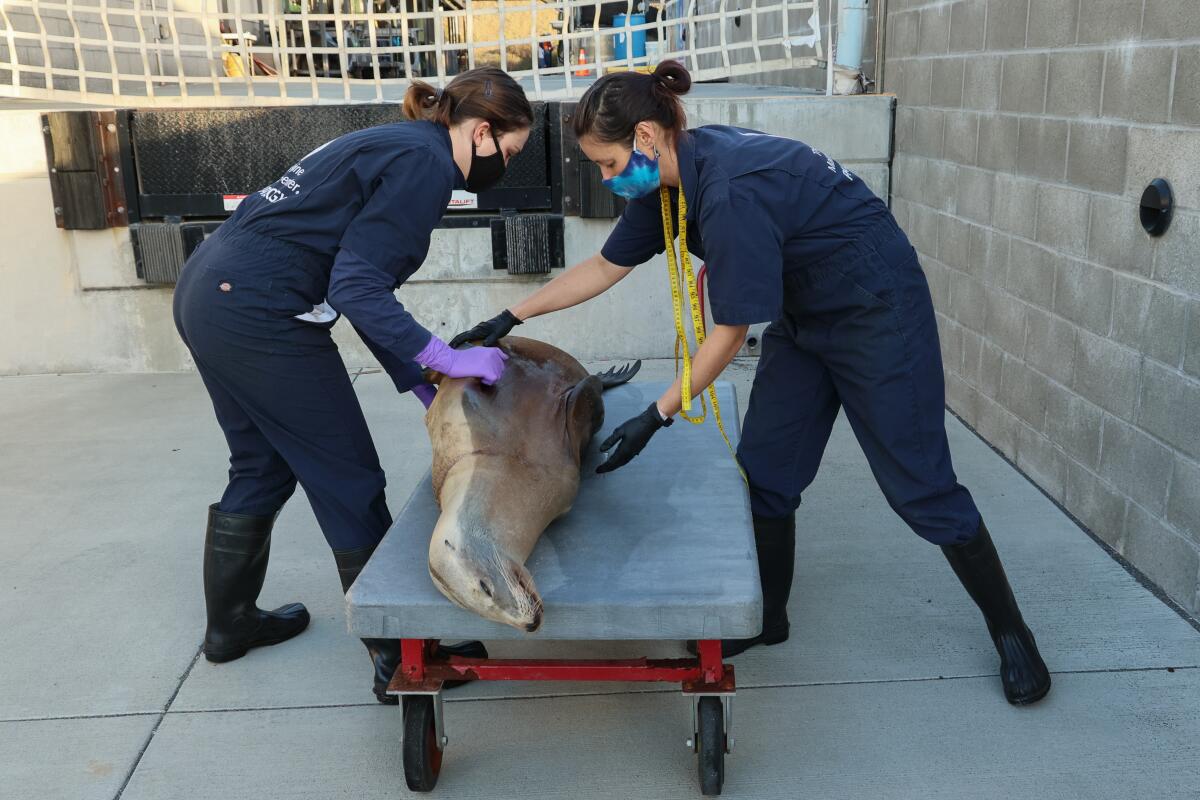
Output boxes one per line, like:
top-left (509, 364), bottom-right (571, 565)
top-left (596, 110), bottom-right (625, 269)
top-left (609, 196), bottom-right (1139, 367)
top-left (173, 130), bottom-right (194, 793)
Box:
top-left (455, 60), bottom-right (1050, 706)
top-left (172, 67), bottom-right (532, 703)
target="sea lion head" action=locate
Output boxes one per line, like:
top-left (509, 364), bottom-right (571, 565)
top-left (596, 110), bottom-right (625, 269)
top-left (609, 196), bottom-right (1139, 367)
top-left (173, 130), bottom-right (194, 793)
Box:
top-left (429, 539), bottom-right (545, 633)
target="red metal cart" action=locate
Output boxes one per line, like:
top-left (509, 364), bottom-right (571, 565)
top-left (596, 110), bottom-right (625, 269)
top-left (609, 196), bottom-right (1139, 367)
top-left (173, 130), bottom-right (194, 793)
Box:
top-left (389, 638), bottom-right (736, 795)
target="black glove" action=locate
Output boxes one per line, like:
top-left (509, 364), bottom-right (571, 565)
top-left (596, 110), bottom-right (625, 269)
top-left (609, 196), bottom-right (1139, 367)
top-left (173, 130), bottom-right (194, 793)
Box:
top-left (449, 309), bottom-right (522, 348)
top-left (596, 402), bottom-right (672, 474)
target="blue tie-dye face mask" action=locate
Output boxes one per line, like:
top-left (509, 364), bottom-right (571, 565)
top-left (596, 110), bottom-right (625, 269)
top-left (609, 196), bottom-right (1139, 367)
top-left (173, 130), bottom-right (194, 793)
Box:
top-left (602, 137), bottom-right (661, 199)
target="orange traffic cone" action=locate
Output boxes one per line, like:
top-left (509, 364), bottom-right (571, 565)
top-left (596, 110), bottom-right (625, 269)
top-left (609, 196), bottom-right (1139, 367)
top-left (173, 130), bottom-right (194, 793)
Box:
top-left (575, 47), bottom-right (592, 77)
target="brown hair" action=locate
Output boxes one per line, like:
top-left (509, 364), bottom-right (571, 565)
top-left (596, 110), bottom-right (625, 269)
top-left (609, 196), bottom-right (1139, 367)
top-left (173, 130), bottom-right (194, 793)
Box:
top-left (572, 60), bottom-right (692, 144)
top-left (403, 68), bottom-right (533, 135)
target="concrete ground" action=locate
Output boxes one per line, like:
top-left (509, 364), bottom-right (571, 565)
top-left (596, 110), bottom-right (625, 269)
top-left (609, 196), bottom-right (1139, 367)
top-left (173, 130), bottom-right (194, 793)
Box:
top-left (3, 359), bottom-right (1199, 799)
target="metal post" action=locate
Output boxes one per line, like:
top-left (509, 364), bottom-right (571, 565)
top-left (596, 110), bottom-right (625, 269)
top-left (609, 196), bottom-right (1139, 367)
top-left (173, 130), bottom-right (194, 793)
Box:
top-left (874, 0), bottom-right (887, 91)
top-left (696, 640), bottom-right (724, 685)
top-left (400, 638), bottom-right (428, 681)
top-left (825, 0), bottom-right (834, 96)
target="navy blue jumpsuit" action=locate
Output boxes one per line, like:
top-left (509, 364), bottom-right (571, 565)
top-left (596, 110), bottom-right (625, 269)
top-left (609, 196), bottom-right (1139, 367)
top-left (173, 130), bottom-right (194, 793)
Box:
top-left (173, 120), bottom-right (462, 552)
top-left (601, 126), bottom-right (980, 545)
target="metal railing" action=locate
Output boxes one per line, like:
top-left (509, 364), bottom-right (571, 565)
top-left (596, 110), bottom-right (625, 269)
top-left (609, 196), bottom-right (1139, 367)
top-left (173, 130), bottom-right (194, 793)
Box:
top-left (0, 0), bottom-right (831, 105)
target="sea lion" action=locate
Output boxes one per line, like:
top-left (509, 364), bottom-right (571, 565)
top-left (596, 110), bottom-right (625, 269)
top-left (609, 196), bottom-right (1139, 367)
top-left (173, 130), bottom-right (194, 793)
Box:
top-left (423, 336), bottom-right (639, 632)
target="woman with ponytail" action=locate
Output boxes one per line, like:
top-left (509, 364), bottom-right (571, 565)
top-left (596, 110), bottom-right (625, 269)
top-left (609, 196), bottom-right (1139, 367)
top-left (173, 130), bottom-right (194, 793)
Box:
top-left (172, 67), bottom-right (532, 703)
top-left (455, 60), bottom-right (1050, 706)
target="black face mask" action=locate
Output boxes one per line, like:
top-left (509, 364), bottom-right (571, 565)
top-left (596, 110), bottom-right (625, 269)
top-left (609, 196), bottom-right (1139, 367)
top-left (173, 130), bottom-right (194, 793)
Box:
top-left (465, 129), bottom-right (506, 193)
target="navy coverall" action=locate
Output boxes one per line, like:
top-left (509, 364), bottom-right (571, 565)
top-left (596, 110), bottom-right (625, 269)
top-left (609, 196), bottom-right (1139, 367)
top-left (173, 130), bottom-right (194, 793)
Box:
top-left (173, 121), bottom-right (461, 551)
top-left (601, 126), bottom-right (980, 545)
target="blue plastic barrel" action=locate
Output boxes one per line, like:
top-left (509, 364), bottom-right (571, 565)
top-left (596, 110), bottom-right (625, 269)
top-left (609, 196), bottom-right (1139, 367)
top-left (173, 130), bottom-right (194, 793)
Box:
top-left (613, 13), bottom-right (647, 61)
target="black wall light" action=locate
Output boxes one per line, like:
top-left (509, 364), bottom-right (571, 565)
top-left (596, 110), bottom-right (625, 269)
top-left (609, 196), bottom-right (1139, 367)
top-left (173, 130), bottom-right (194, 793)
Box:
top-left (1139, 178), bottom-right (1173, 237)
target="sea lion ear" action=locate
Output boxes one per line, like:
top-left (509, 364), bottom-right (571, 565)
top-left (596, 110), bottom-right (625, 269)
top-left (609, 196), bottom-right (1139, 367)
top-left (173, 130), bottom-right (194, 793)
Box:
top-left (564, 375), bottom-right (605, 459)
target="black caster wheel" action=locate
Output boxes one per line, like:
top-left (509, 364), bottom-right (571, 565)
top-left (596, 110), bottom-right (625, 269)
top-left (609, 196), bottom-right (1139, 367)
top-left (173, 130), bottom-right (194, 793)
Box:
top-left (696, 696), bottom-right (725, 796)
top-left (402, 696), bottom-right (443, 792)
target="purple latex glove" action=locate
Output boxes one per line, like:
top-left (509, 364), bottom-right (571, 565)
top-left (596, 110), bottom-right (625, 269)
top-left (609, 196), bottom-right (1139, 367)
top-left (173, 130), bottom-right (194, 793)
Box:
top-left (415, 335), bottom-right (509, 386)
top-left (412, 383), bottom-right (437, 409)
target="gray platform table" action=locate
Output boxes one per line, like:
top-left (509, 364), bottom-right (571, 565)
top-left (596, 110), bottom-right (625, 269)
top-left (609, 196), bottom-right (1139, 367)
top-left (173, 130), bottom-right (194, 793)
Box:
top-left (346, 381), bottom-right (761, 641)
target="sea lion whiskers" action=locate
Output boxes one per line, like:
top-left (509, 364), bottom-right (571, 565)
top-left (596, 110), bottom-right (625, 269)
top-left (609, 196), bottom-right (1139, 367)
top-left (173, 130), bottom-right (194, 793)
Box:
top-left (486, 542), bottom-right (544, 632)
top-left (494, 551), bottom-right (543, 632)
top-left (429, 519), bottom-right (544, 631)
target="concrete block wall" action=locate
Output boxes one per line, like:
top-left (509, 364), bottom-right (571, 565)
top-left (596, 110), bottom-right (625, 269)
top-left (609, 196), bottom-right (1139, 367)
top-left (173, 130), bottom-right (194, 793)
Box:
top-left (884, 0), bottom-right (1200, 615)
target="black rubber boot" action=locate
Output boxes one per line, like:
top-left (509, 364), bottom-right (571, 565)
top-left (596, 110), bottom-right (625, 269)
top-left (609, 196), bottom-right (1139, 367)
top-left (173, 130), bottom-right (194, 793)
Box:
top-left (689, 513), bottom-right (795, 659)
top-left (941, 521), bottom-right (1051, 705)
top-left (335, 546), bottom-right (487, 703)
top-left (203, 504), bottom-right (310, 663)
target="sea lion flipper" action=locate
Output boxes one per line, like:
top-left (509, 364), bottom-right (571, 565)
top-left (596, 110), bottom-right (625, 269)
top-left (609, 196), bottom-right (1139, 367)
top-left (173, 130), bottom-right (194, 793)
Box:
top-left (565, 375), bottom-right (605, 457)
top-left (593, 360), bottom-right (642, 390)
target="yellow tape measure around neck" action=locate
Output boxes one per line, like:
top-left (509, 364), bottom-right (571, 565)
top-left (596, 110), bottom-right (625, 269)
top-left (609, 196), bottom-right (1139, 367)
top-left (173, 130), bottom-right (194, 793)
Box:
top-left (659, 186), bottom-right (747, 483)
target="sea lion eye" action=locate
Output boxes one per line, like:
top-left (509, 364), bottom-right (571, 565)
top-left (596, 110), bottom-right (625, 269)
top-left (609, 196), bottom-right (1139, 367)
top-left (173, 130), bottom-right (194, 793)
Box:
top-left (479, 580), bottom-right (494, 597)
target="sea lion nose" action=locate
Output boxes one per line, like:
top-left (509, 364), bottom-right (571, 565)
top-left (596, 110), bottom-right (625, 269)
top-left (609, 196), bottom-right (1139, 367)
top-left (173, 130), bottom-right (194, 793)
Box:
top-left (525, 608), bottom-right (543, 633)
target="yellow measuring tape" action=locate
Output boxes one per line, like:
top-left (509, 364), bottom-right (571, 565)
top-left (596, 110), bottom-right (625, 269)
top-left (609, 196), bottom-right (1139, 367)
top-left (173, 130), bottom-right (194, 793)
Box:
top-left (659, 186), bottom-right (747, 483)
